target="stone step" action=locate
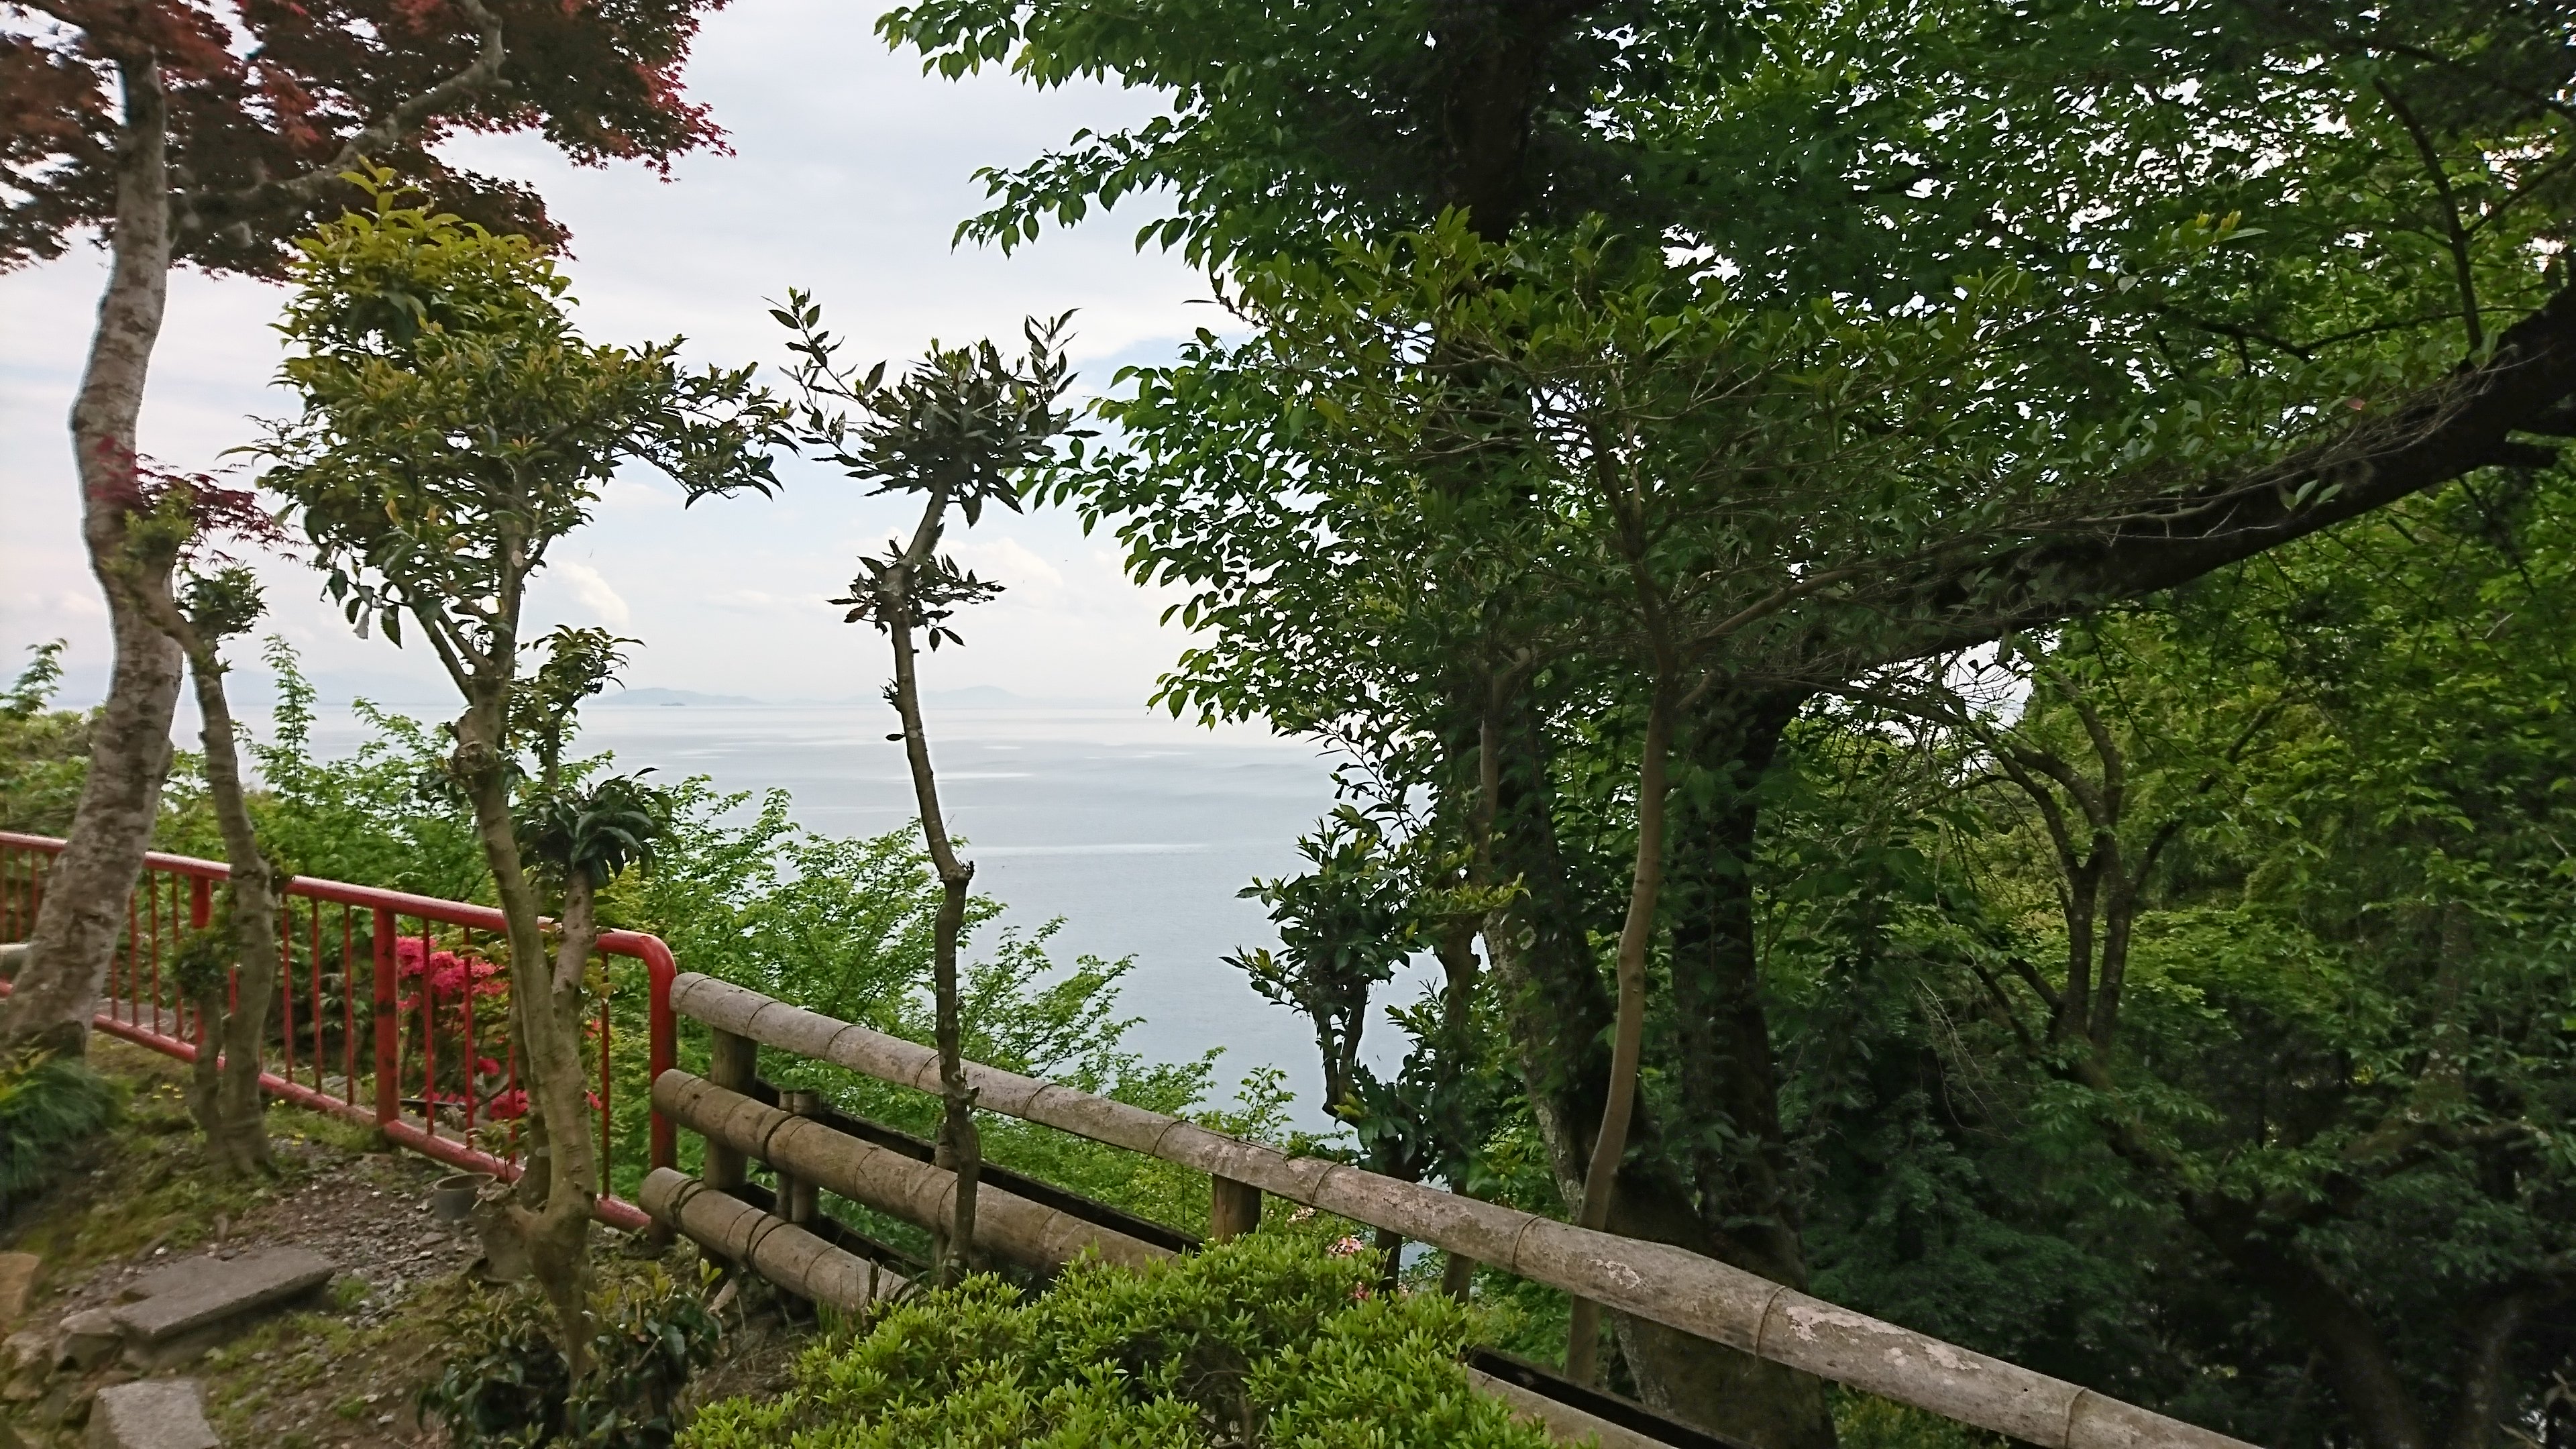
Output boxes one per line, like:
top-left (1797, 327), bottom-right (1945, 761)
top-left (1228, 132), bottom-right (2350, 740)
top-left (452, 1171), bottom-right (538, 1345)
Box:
top-left (87, 1379), bottom-right (219, 1449)
top-left (105, 1248), bottom-right (333, 1366)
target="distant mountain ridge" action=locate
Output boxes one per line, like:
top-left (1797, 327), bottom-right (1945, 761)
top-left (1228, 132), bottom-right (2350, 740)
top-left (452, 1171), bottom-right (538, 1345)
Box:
top-left (596, 684), bottom-right (1122, 709)
top-left (597, 686), bottom-right (767, 708)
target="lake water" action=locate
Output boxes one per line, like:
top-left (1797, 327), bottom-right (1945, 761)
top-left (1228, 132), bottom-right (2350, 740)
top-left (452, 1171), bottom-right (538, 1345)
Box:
top-left (280, 700), bottom-right (1428, 1124)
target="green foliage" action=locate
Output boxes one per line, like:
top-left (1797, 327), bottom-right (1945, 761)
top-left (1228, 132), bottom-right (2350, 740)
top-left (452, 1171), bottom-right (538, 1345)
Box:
top-left (0, 1051), bottom-right (119, 1210)
top-left (0, 640), bottom-right (92, 836)
top-left (154, 639), bottom-right (490, 900)
top-left (519, 773), bottom-right (669, 891)
top-left (516, 627), bottom-right (638, 787)
top-left (178, 566), bottom-right (268, 643)
top-left (596, 775), bottom-right (1256, 1226)
top-left (256, 166), bottom-right (780, 659)
top-left (680, 1232), bottom-right (1551, 1449)
top-left (1768, 470), bottom-right (2576, 1439)
top-left (419, 1265), bottom-right (722, 1449)
top-left (1227, 806), bottom-right (1415, 1113)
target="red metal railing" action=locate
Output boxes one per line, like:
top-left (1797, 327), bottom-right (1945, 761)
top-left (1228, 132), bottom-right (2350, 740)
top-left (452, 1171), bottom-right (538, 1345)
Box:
top-left (0, 832), bottom-right (675, 1230)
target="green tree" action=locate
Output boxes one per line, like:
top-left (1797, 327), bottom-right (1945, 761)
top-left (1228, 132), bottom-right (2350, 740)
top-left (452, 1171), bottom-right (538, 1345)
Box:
top-left (883, 1), bottom-right (2576, 1438)
top-left (115, 466), bottom-right (296, 1177)
top-left (757, 293), bottom-right (1076, 1285)
top-left (1, 0), bottom-right (740, 1063)
top-left (0, 643), bottom-right (89, 837)
top-left (252, 170), bottom-right (781, 1364)
top-left (1777, 468), bottom-right (2576, 1448)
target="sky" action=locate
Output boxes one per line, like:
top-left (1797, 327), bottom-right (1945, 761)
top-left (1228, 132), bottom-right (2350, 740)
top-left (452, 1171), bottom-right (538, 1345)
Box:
top-left (0, 0), bottom-right (1220, 710)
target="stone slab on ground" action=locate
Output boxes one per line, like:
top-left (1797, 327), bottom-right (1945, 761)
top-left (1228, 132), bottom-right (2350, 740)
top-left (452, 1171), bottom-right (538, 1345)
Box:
top-left (86, 1379), bottom-right (219, 1449)
top-left (105, 1247), bottom-right (333, 1344)
top-left (0, 1253), bottom-right (36, 1329)
top-left (56, 1309), bottom-right (119, 1371)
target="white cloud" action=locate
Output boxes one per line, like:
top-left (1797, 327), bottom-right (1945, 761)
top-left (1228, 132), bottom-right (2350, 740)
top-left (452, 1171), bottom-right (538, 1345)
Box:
top-left (557, 560), bottom-right (633, 628)
top-left (1, 3), bottom-right (1213, 709)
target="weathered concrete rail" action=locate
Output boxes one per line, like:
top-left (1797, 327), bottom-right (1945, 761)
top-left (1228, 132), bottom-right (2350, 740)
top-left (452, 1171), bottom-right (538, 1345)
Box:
top-left (639, 1168), bottom-right (908, 1315)
top-left (652, 1068), bottom-right (1173, 1273)
top-left (665, 971), bottom-right (2255, 1449)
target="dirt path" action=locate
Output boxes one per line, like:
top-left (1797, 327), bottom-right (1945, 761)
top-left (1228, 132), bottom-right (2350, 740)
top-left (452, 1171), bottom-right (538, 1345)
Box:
top-left (3, 1038), bottom-right (480, 1447)
top-left (1, 1038), bottom-right (806, 1449)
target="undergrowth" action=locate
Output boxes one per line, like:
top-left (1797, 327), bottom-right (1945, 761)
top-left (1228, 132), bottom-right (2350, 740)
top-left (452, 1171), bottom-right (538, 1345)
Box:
top-left (681, 1230), bottom-right (1553, 1449)
top-left (0, 1050), bottom-right (117, 1211)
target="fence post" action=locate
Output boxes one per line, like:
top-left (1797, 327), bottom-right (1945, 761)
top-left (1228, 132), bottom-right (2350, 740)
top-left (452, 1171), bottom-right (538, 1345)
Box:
top-left (188, 876), bottom-right (211, 931)
top-left (780, 1089), bottom-right (819, 1228)
top-left (372, 908), bottom-right (398, 1130)
top-left (705, 1028), bottom-right (755, 1194)
top-left (641, 939), bottom-right (678, 1177)
top-left (1210, 1176), bottom-right (1262, 1241)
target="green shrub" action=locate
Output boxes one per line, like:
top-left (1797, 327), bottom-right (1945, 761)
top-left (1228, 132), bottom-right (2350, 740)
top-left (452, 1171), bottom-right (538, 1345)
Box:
top-left (0, 641), bottom-right (92, 837)
top-left (0, 1051), bottom-right (118, 1209)
top-left (680, 1233), bottom-right (1554, 1448)
top-left (419, 1264), bottom-right (722, 1448)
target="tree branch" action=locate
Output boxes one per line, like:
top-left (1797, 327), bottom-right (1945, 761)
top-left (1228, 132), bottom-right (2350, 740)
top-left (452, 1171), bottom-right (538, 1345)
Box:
top-left (185, 0), bottom-right (509, 233)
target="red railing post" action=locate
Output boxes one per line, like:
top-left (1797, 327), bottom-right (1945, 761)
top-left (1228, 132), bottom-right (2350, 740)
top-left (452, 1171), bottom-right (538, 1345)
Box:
top-left (635, 934), bottom-right (678, 1176)
top-left (188, 876), bottom-right (210, 931)
top-left (372, 906), bottom-right (398, 1130)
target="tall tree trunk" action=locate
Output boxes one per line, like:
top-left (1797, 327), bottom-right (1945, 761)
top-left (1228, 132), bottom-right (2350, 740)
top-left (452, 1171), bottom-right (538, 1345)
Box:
top-left (174, 631), bottom-right (278, 1177)
top-left (458, 686), bottom-right (599, 1371)
top-left (1654, 690), bottom-right (1837, 1449)
top-left (1564, 683), bottom-right (1674, 1383)
top-left (888, 598), bottom-right (980, 1286)
top-left (3, 57), bottom-right (185, 1060)
top-left (1479, 688), bottom-right (1836, 1449)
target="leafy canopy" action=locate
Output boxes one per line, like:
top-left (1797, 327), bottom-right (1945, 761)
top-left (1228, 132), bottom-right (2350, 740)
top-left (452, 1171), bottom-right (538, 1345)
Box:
top-left (254, 168), bottom-right (782, 674)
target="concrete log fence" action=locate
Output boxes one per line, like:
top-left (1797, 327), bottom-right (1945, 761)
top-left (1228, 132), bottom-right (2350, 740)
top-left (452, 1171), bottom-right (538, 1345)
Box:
top-left (661, 971), bottom-right (2257, 1449)
top-left (652, 1068), bottom-right (1173, 1273)
top-left (639, 1168), bottom-right (909, 1315)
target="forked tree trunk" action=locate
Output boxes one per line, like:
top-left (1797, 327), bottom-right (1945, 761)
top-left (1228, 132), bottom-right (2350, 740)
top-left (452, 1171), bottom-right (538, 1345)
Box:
top-left (3, 57), bottom-right (186, 1060)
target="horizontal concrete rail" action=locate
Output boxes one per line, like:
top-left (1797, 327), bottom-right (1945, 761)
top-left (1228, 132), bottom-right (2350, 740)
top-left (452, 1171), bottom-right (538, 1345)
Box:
top-left (653, 1069), bottom-right (1174, 1273)
top-left (668, 971), bottom-right (2253, 1449)
top-left (640, 1169), bottom-right (908, 1315)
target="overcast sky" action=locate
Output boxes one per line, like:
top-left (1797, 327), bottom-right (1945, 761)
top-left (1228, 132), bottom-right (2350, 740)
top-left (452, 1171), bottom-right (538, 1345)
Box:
top-left (0, 0), bottom-right (1218, 708)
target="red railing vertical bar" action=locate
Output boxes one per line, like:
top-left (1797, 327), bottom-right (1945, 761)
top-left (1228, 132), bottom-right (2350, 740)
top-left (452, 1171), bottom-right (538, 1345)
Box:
top-left (460, 936), bottom-right (480, 1155)
top-left (596, 965), bottom-right (612, 1195)
top-left (122, 895), bottom-right (138, 1025)
top-left (504, 1030), bottom-right (521, 1168)
top-left (341, 907), bottom-right (356, 1106)
top-left (372, 905), bottom-right (398, 1131)
top-left (306, 900), bottom-right (321, 1093)
top-left (145, 872), bottom-right (161, 1035)
top-left (277, 898), bottom-right (296, 1084)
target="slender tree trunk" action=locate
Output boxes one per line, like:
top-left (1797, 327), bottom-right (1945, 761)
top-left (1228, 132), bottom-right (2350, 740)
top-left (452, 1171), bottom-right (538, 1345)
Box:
top-left (174, 633), bottom-right (278, 1176)
top-left (1564, 684), bottom-right (1673, 1383)
top-left (1434, 916), bottom-right (1482, 1301)
top-left (1479, 687), bottom-right (1836, 1449)
top-left (455, 682), bottom-right (598, 1370)
top-left (3, 57), bottom-right (185, 1060)
top-left (887, 604), bottom-right (979, 1285)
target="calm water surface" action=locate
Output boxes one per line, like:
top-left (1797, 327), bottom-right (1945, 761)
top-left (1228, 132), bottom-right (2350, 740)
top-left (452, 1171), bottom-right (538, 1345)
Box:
top-left (284, 701), bottom-right (1420, 1122)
